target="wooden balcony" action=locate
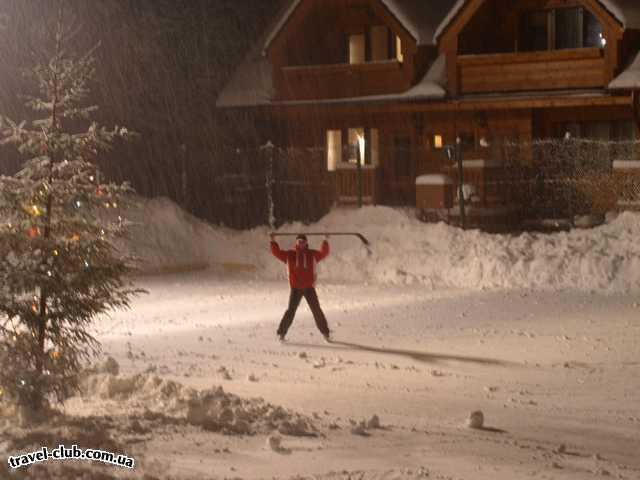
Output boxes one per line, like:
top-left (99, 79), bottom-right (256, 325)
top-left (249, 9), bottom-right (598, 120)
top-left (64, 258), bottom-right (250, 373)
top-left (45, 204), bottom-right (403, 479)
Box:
top-left (333, 165), bottom-right (380, 204)
top-left (458, 48), bottom-right (606, 94)
top-left (278, 61), bottom-right (408, 101)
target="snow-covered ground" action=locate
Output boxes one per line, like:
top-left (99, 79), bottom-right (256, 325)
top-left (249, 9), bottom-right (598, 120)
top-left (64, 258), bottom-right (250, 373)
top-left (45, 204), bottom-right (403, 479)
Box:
top-left (2, 199), bottom-right (640, 479)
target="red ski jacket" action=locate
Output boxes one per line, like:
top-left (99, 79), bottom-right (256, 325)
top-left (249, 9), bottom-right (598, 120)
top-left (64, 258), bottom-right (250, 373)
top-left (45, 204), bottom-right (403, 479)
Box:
top-left (270, 240), bottom-right (330, 289)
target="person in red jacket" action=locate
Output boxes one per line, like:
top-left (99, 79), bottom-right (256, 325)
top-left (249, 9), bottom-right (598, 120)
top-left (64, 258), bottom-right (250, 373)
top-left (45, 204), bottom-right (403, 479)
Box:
top-left (270, 234), bottom-right (331, 342)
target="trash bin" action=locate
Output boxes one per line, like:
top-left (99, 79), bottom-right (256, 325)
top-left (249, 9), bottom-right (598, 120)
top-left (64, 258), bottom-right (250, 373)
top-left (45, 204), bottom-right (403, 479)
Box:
top-left (416, 174), bottom-right (453, 210)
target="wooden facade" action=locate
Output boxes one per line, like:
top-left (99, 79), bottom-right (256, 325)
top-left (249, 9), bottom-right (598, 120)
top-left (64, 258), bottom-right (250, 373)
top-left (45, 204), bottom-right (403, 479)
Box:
top-left (219, 0), bottom-right (640, 213)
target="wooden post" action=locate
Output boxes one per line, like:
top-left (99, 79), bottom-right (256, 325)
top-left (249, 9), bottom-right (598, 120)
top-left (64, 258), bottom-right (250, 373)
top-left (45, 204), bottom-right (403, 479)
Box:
top-left (456, 136), bottom-right (466, 229)
top-left (357, 142), bottom-right (363, 208)
top-left (263, 141), bottom-right (276, 228)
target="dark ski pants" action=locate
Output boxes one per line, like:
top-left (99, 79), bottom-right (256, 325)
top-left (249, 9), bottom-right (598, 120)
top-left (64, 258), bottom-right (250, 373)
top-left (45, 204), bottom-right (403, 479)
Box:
top-left (277, 288), bottom-right (330, 337)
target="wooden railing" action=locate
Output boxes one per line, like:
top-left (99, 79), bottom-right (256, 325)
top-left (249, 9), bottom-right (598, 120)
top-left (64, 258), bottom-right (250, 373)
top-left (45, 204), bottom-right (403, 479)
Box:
top-left (279, 60), bottom-right (407, 101)
top-left (458, 48), bottom-right (606, 94)
top-left (334, 165), bottom-right (380, 204)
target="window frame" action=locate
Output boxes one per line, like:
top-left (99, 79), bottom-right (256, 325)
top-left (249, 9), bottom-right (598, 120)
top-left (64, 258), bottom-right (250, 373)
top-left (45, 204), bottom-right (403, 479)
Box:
top-left (519, 6), bottom-right (604, 52)
top-left (325, 127), bottom-right (380, 170)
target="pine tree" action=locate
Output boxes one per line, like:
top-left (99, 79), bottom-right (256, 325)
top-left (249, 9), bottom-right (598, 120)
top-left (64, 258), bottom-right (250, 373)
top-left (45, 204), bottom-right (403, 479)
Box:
top-left (0, 6), bottom-right (141, 422)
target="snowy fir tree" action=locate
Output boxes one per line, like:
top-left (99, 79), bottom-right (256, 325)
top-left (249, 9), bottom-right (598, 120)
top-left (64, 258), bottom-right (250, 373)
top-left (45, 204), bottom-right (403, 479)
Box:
top-left (0, 8), bottom-right (141, 422)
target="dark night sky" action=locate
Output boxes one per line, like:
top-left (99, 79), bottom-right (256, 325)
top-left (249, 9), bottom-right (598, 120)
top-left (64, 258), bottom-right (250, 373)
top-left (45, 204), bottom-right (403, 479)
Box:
top-left (0, 0), bottom-right (285, 215)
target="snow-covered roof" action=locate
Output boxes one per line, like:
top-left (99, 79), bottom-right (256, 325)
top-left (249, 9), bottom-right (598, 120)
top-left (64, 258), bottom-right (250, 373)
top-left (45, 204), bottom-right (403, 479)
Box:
top-left (608, 51), bottom-right (640, 90)
top-left (215, 45), bottom-right (273, 108)
top-left (379, 0), bottom-right (459, 46)
top-left (263, 0), bottom-right (457, 52)
top-left (434, 0), bottom-right (640, 42)
top-left (597, 0), bottom-right (640, 29)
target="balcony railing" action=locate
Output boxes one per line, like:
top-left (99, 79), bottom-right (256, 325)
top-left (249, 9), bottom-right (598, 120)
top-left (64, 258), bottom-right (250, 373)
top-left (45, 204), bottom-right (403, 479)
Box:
top-left (279, 60), bottom-right (408, 101)
top-left (457, 48), bottom-right (606, 94)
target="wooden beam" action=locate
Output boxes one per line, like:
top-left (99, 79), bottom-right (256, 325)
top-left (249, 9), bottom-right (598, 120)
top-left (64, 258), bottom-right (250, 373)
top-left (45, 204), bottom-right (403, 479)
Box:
top-left (633, 91), bottom-right (640, 132)
top-left (266, 93), bottom-right (632, 120)
top-left (439, 0), bottom-right (486, 46)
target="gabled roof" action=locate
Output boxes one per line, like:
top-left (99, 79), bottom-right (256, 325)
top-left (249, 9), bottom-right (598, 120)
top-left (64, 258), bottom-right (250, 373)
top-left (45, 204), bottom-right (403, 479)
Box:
top-left (216, 45), bottom-right (273, 108)
top-left (609, 51), bottom-right (640, 90)
top-left (598, 0), bottom-right (640, 29)
top-left (435, 0), bottom-right (640, 42)
top-left (263, 0), bottom-right (457, 53)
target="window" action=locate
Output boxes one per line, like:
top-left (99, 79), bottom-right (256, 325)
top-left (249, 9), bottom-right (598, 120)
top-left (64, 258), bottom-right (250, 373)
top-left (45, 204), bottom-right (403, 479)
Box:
top-left (520, 8), bottom-right (604, 52)
top-left (349, 34), bottom-right (365, 64)
top-left (393, 136), bottom-right (412, 177)
top-left (582, 121), bottom-right (610, 141)
top-left (347, 128), bottom-right (365, 163)
top-left (521, 11), bottom-right (549, 51)
top-left (612, 120), bottom-right (637, 142)
top-left (458, 132), bottom-right (475, 152)
top-left (611, 120), bottom-right (638, 161)
top-left (395, 35), bottom-right (404, 62)
top-left (555, 8), bottom-right (603, 49)
top-left (326, 128), bottom-right (379, 169)
top-left (555, 8), bottom-right (582, 50)
top-left (348, 28), bottom-right (402, 63)
top-left (326, 130), bottom-right (342, 171)
top-left (583, 10), bottom-right (605, 47)
top-left (369, 129), bottom-right (380, 166)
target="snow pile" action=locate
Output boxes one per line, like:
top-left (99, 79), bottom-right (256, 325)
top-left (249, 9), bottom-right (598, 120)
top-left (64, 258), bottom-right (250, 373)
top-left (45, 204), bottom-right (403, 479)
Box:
top-left (122, 197), bottom-right (640, 293)
top-left (121, 197), bottom-right (241, 272)
top-left (263, 207), bottom-right (640, 293)
top-left (81, 371), bottom-right (317, 436)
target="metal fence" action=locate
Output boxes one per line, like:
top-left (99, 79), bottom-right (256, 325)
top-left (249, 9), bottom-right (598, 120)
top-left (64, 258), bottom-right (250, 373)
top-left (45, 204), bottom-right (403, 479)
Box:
top-left (4, 138), bottom-right (638, 230)
top-left (501, 138), bottom-right (640, 220)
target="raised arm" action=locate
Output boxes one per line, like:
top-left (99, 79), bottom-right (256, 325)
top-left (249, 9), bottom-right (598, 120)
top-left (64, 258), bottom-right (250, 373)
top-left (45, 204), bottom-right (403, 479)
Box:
top-left (270, 241), bottom-right (288, 263)
top-left (314, 240), bottom-right (330, 262)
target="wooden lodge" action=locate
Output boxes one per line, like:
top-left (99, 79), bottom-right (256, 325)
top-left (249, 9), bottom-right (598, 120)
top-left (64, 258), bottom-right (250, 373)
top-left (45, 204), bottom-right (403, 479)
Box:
top-left (217, 0), bottom-right (640, 223)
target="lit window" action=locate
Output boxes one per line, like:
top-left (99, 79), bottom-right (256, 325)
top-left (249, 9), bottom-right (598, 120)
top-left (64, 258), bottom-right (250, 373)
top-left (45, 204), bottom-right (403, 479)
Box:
top-left (395, 35), bottom-right (403, 63)
top-left (370, 128), bottom-right (380, 166)
top-left (326, 130), bottom-right (342, 171)
top-left (348, 128), bottom-right (366, 164)
top-left (349, 34), bottom-right (365, 64)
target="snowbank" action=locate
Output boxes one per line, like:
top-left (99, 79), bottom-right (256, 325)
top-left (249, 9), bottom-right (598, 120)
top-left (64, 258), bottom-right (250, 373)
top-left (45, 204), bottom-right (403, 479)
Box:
top-left (81, 370), bottom-right (317, 436)
top-left (122, 197), bottom-right (640, 293)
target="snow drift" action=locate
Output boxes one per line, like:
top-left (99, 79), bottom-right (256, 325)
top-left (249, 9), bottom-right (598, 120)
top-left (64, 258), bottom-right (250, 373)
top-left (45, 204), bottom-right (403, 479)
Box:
top-left (81, 370), bottom-right (317, 437)
top-left (123, 197), bottom-right (640, 293)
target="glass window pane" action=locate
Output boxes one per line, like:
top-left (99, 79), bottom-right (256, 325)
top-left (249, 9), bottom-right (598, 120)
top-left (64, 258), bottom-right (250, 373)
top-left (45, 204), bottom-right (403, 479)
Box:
top-left (393, 136), bottom-right (411, 177)
top-left (326, 130), bottom-right (342, 171)
top-left (583, 9), bottom-right (604, 48)
top-left (582, 121), bottom-right (610, 141)
top-left (349, 34), bottom-right (365, 64)
top-left (370, 128), bottom-right (380, 166)
top-left (555, 8), bottom-right (582, 50)
top-left (395, 35), bottom-right (404, 62)
top-left (347, 127), bottom-right (365, 164)
top-left (521, 11), bottom-right (548, 51)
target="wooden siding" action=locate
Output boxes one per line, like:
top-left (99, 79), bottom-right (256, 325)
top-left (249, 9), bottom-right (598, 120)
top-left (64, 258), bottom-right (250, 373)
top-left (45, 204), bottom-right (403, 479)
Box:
top-left (268, 0), bottom-right (418, 102)
top-left (458, 48), bottom-right (607, 94)
top-left (279, 60), bottom-right (408, 101)
top-left (438, 0), bottom-right (626, 95)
